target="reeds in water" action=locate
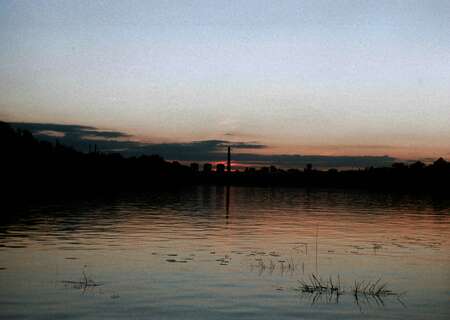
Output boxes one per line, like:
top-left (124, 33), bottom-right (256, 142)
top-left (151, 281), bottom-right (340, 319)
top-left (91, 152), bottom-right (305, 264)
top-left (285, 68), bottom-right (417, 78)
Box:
top-left (251, 257), bottom-right (297, 276)
top-left (352, 278), bottom-right (393, 297)
top-left (296, 274), bottom-right (404, 308)
top-left (61, 267), bottom-right (101, 291)
top-left (297, 274), bottom-right (343, 295)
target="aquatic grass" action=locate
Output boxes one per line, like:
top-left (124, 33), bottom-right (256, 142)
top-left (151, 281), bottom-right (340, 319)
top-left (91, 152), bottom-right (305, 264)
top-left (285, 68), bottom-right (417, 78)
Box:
top-left (295, 274), bottom-right (343, 305)
top-left (297, 274), bottom-right (343, 295)
top-left (351, 278), bottom-right (396, 297)
top-left (295, 273), bottom-right (404, 308)
top-left (267, 259), bottom-right (276, 274)
top-left (61, 266), bottom-right (102, 291)
top-left (351, 278), bottom-right (406, 310)
top-left (287, 257), bottom-right (297, 271)
top-left (251, 256), bottom-right (299, 276)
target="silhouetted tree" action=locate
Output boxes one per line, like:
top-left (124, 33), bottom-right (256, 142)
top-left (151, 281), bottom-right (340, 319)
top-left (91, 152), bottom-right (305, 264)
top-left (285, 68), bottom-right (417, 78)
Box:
top-left (1, 120), bottom-right (449, 201)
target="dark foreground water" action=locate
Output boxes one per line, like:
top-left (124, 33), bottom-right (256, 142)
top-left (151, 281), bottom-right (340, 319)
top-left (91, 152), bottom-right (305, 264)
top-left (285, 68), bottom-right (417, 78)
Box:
top-left (0, 187), bottom-right (449, 319)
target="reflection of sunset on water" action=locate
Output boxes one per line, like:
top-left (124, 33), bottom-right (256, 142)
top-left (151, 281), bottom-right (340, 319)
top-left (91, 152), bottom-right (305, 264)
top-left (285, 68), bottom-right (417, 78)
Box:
top-left (1, 1), bottom-right (450, 318)
top-left (1, 187), bottom-right (449, 318)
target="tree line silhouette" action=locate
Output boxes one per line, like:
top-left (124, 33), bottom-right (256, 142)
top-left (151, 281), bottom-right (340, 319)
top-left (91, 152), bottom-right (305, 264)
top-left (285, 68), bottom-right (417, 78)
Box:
top-left (2, 121), bottom-right (449, 200)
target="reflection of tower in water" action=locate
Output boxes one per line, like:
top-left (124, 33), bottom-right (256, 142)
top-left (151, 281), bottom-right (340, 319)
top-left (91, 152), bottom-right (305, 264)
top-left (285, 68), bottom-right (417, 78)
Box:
top-left (226, 185), bottom-right (230, 222)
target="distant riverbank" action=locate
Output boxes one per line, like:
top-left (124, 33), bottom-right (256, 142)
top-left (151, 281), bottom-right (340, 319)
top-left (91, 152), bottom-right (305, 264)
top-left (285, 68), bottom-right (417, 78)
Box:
top-left (2, 121), bottom-right (449, 202)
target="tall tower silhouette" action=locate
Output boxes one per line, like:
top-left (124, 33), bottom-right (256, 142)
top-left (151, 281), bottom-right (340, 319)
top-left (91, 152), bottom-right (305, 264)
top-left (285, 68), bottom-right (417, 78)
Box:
top-left (227, 146), bottom-right (231, 173)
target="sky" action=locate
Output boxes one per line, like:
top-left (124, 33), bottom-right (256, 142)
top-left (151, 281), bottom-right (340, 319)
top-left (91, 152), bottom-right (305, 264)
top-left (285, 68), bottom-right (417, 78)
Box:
top-left (1, 0), bottom-right (450, 165)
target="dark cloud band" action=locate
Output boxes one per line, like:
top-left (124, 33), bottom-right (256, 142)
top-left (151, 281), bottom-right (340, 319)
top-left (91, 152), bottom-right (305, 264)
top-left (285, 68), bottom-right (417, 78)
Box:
top-left (11, 122), bottom-right (395, 169)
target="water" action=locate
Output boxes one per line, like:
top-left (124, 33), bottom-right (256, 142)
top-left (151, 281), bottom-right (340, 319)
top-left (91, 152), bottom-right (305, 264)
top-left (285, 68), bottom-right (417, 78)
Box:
top-left (0, 186), bottom-right (449, 319)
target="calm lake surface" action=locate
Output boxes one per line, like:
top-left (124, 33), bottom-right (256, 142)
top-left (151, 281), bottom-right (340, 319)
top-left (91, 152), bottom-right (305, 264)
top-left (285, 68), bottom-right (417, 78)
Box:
top-left (1, 186), bottom-right (449, 319)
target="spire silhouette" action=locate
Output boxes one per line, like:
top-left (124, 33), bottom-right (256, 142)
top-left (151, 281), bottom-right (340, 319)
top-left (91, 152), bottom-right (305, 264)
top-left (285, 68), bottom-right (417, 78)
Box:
top-left (227, 146), bottom-right (231, 173)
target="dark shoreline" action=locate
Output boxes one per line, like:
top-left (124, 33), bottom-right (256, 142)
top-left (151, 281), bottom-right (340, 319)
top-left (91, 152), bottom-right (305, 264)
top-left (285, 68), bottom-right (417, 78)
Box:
top-left (2, 120), bottom-right (449, 206)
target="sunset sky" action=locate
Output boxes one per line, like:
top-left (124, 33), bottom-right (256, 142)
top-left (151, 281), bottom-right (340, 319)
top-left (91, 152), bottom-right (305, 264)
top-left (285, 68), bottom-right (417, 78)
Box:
top-left (1, 1), bottom-right (449, 165)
